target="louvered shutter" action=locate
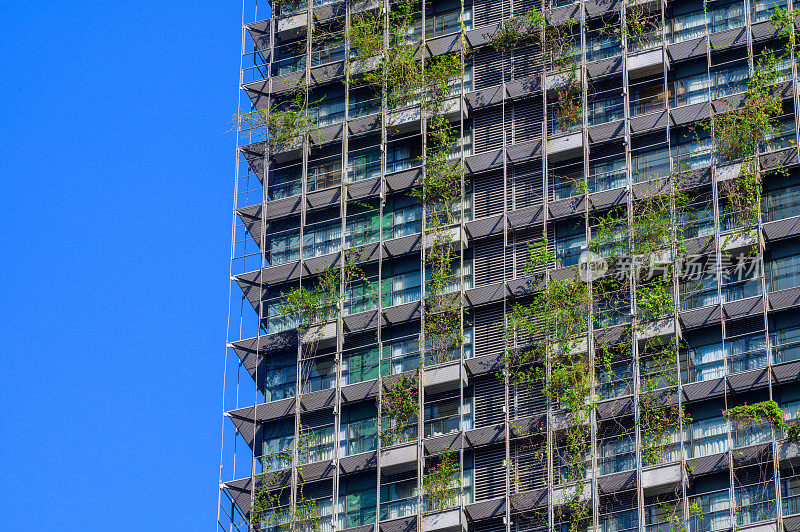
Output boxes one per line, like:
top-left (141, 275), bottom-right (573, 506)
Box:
top-left (474, 107), bottom-right (505, 153)
top-left (475, 445), bottom-right (506, 500)
top-left (475, 375), bottom-right (505, 427)
top-left (473, 170), bottom-right (505, 218)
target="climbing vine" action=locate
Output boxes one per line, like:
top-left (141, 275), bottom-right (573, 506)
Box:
top-left (251, 428), bottom-right (324, 532)
top-left (424, 450), bottom-right (461, 510)
top-left (485, 7), bottom-right (545, 51)
top-left (381, 371), bottom-right (420, 445)
top-left (723, 399), bottom-right (800, 441)
top-left (238, 91), bottom-right (322, 151)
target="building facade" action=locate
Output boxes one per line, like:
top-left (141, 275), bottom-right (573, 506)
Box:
top-left (219, 1), bottom-right (800, 531)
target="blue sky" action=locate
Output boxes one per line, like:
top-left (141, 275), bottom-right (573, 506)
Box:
top-left (0, 2), bottom-right (259, 529)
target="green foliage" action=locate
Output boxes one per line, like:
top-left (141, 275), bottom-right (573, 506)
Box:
top-left (349, 9), bottom-right (383, 62)
top-left (279, 268), bottom-right (340, 330)
top-left (424, 451), bottom-right (461, 511)
top-left (237, 91), bottom-right (321, 150)
top-left (251, 429), bottom-right (324, 532)
top-left (640, 404), bottom-right (684, 465)
top-left (555, 69), bottom-right (582, 131)
top-left (723, 400), bottom-right (800, 442)
top-left (486, 8), bottom-right (545, 51)
top-left (723, 400), bottom-right (786, 428)
top-left (381, 372), bottom-right (419, 445)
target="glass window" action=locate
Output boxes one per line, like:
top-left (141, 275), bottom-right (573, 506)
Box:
top-left (690, 417), bottom-right (728, 457)
top-left (348, 148), bottom-right (381, 182)
top-left (302, 220), bottom-right (342, 258)
top-left (688, 343), bottom-right (726, 382)
top-left (342, 346), bottom-right (380, 384)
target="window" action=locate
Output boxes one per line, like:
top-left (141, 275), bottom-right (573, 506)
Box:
top-left (349, 90), bottom-right (381, 118)
top-left (260, 419), bottom-right (294, 471)
top-left (588, 95), bottom-right (624, 125)
top-left (381, 336), bottom-right (422, 376)
top-left (264, 354), bottom-right (297, 403)
top-left (687, 342), bottom-right (726, 382)
top-left (424, 393), bottom-right (472, 438)
top-left (598, 434), bottom-right (636, 474)
top-left (672, 138), bottom-right (712, 173)
top-left (674, 71), bottom-right (710, 106)
top-left (307, 159), bottom-right (342, 191)
top-left (338, 477), bottom-right (377, 529)
top-left (347, 148), bottom-right (381, 182)
top-left (631, 148), bottom-right (670, 182)
top-left (383, 270), bottom-right (421, 307)
top-left (772, 326), bottom-right (800, 364)
top-left (299, 423), bottom-right (336, 463)
top-left (586, 31), bottom-right (621, 62)
top-left (342, 346), bottom-right (380, 385)
top-left (735, 481), bottom-right (775, 525)
top-left (340, 403), bottom-right (378, 456)
top-left (301, 355), bottom-right (337, 393)
top-left (386, 143), bottom-right (420, 174)
top-left (311, 36), bottom-right (346, 67)
top-left (726, 334), bottom-right (768, 375)
top-left (763, 184), bottom-right (800, 222)
top-left (344, 276), bottom-right (379, 315)
top-left (783, 475), bottom-right (800, 516)
top-left (691, 489), bottom-right (731, 532)
top-left (266, 293), bottom-right (299, 334)
top-left (384, 201), bottom-right (422, 240)
top-left (767, 253), bottom-right (800, 292)
top-left (555, 232), bottom-right (586, 267)
top-left (680, 274), bottom-right (719, 310)
top-left (380, 474), bottom-right (418, 520)
top-left (690, 417), bottom-right (728, 457)
top-left (670, 10), bottom-right (708, 44)
top-left (589, 157), bottom-right (626, 192)
top-left (302, 220), bottom-right (342, 258)
top-left (269, 167), bottom-right (302, 199)
top-left (345, 210), bottom-right (380, 249)
top-left (268, 229), bottom-right (301, 266)
top-left (630, 83), bottom-right (666, 116)
top-left (597, 361), bottom-right (633, 400)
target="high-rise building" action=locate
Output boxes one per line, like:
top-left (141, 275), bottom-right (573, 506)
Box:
top-left (219, 1), bottom-right (800, 532)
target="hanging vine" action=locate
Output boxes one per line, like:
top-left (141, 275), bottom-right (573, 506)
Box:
top-left (381, 371), bottom-right (420, 446)
top-left (251, 428), bottom-right (324, 532)
top-left (424, 450), bottom-right (461, 511)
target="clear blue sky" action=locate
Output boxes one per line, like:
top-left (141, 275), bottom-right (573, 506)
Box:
top-left (0, 2), bottom-right (261, 529)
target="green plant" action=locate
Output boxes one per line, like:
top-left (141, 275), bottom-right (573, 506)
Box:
top-left (554, 69), bottom-right (582, 131)
top-left (723, 400), bottom-right (786, 428)
top-left (424, 451), bottom-right (461, 511)
top-left (251, 429), bottom-right (324, 532)
top-left (381, 372), bottom-right (419, 445)
top-left (486, 8), bottom-right (545, 51)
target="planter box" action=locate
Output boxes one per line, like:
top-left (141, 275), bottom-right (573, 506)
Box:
top-left (628, 48), bottom-right (664, 76)
top-left (276, 12), bottom-right (307, 37)
top-left (425, 226), bottom-right (465, 250)
top-left (552, 482), bottom-right (591, 506)
top-left (422, 508), bottom-right (465, 532)
top-left (349, 56), bottom-right (381, 76)
top-left (721, 229), bottom-right (757, 253)
top-left (301, 321), bottom-right (337, 348)
top-left (715, 162), bottom-right (742, 183)
top-left (637, 318), bottom-right (676, 341)
top-left (642, 462), bottom-right (683, 493)
top-left (381, 441), bottom-right (418, 472)
top-left (547, 131), bottom-right (583, 159)
top-left (424, 360), bottom-right (465, 393)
